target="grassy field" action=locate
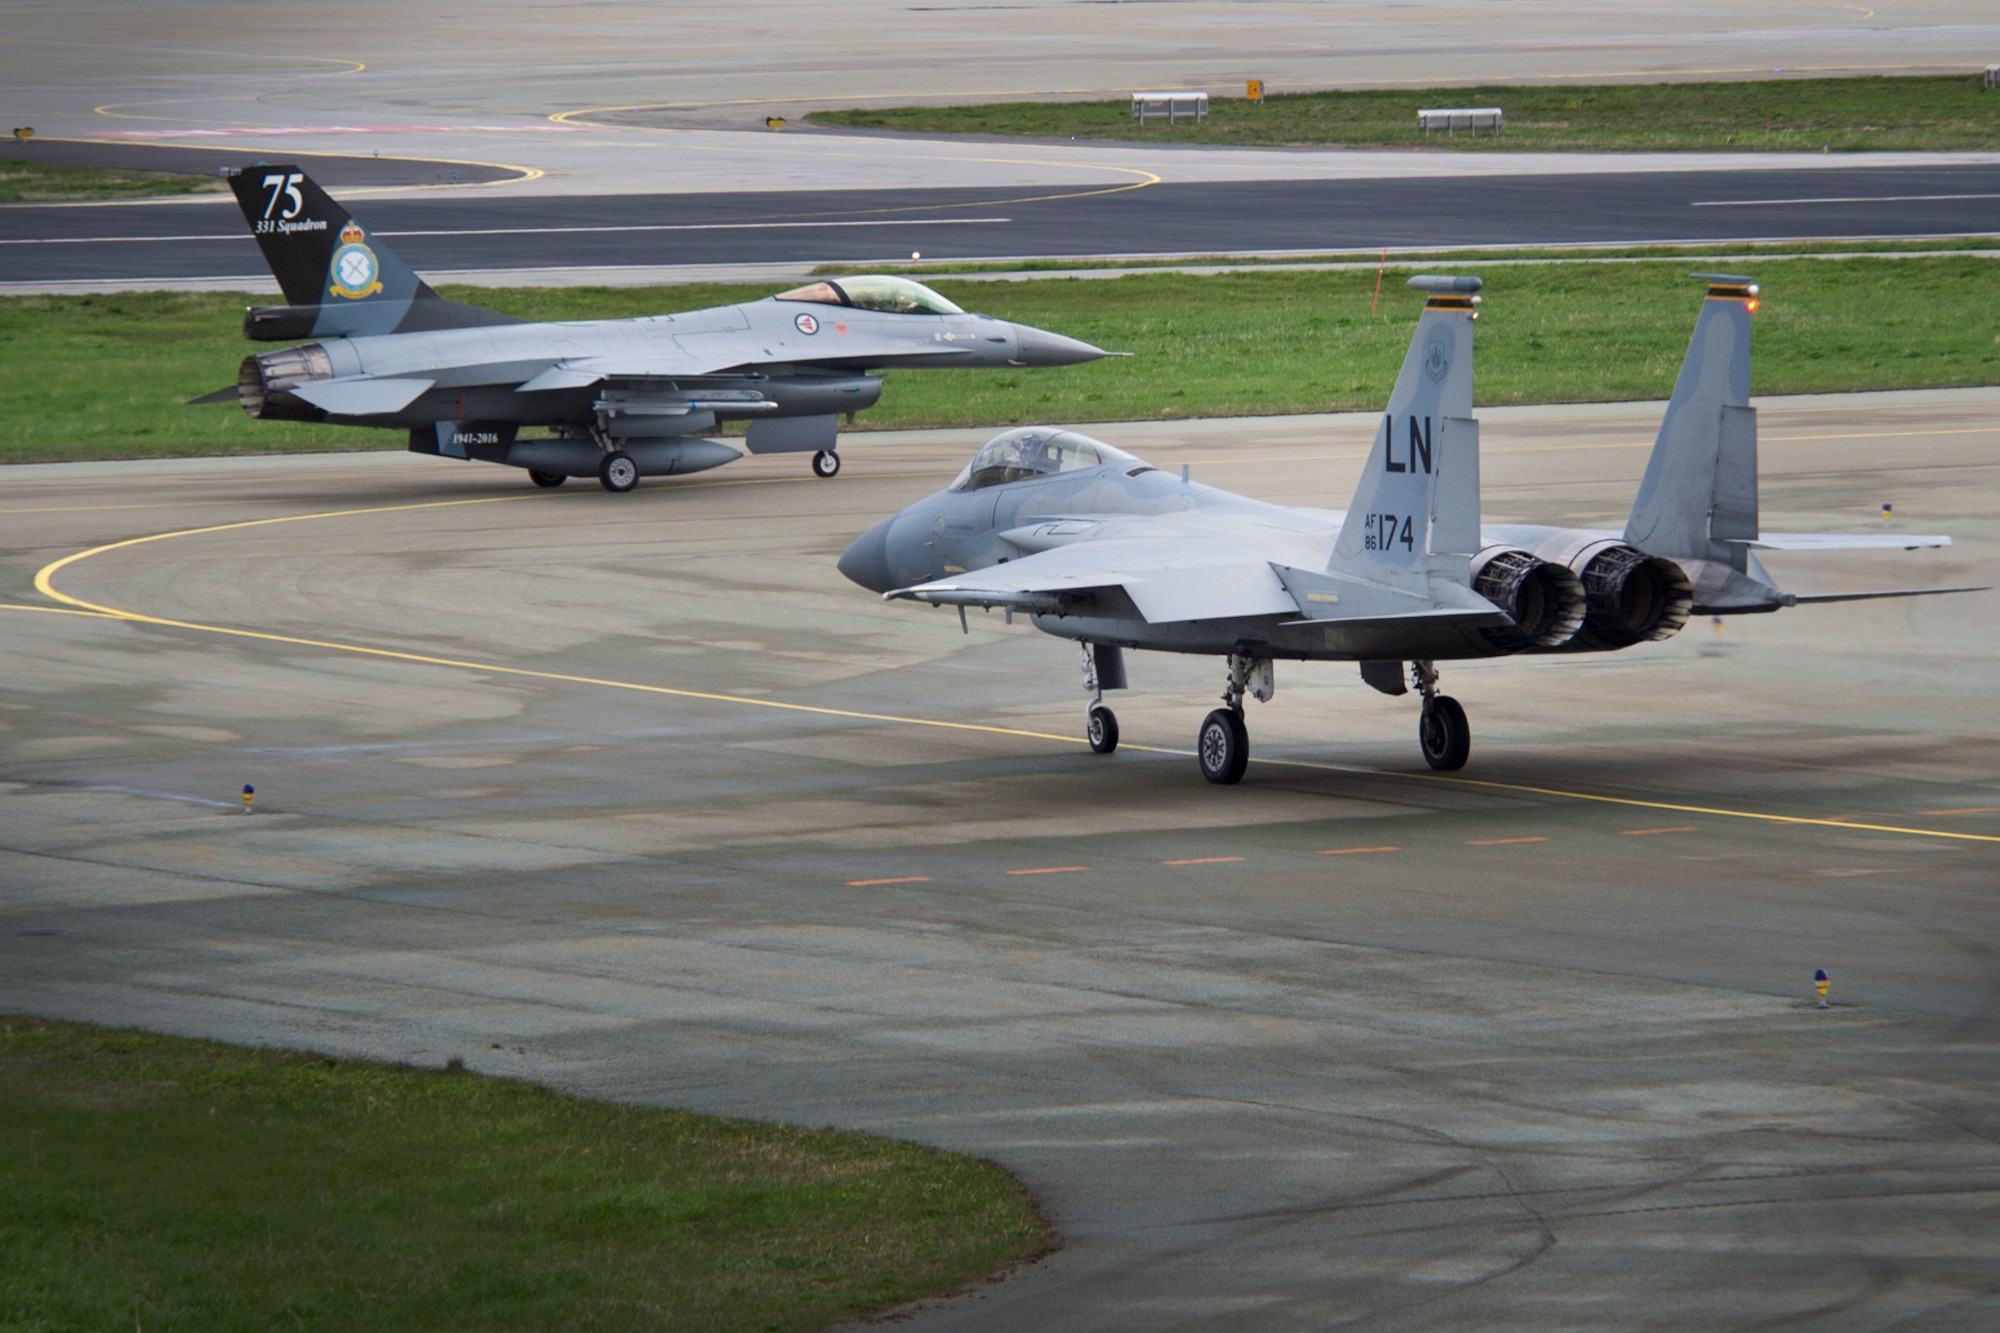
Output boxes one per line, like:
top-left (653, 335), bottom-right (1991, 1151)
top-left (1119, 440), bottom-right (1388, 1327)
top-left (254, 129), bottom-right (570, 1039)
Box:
top-left (4, 256), bottom-right (1995, 464)
top-left (807, 74), bottom-right (2000, 152)
top-left (0, 1016), bottom-right (1050, 1332)
top-left (0, 158), bottom-right (226, 202)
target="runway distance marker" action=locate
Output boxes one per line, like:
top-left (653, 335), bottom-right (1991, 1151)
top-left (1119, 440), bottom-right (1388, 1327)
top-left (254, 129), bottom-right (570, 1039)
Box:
top-left (846, 876), bottom-right (932, 886)
top-left (1467, 836), bottom-right (1548, 846)
top-left (26, 496), bottom-right (2000, 848)
top-left (1162, 856), bottom-right (1244, 865)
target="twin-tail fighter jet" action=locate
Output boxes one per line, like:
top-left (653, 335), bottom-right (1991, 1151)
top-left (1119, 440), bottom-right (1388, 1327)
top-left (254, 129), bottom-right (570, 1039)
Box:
top-left (198, 166), bottom-right (1109, 491)
top-left (839, 274), bottom-right (1977, 783)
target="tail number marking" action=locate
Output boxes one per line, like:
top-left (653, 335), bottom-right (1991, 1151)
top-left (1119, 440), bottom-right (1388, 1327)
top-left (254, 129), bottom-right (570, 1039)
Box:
top-left (1365, 511), bottom-right (1415, 552)
top-left (1384, 415), bottom-right (1433, 474)
top-left (260, 173), bottom-right (305, 221)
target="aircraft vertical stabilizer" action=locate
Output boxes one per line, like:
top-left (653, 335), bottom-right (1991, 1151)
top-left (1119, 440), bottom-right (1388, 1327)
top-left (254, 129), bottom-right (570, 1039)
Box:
top-left (1623, 274), bottom-right (1759, 565)
top-left (225, 165), bottom-right (520, 339)
top-left (1332, 276), bottom-right (1483, 587)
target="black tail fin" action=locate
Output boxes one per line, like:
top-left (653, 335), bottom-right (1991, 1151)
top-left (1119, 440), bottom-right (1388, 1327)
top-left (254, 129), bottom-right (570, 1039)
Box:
top-left (226, 165), bottom-right (520, 339)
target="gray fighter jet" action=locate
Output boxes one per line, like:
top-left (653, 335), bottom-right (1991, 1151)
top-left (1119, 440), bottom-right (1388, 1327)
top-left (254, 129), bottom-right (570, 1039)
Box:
top-left (200, 165), bottom-right (1108, 491)
top-left (839, 275), bottom-right (1976, 782)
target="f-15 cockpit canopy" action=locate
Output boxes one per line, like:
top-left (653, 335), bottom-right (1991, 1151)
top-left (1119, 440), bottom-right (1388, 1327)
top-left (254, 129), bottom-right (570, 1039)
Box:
top-left (948, 428), bottom-right (1141, 492)
top-left (774, 275), bottom-right (965, 315)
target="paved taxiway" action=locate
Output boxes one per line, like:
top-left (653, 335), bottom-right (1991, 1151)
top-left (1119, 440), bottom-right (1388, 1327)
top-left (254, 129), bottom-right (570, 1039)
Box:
top-left (4, 392), bottom-right (1996, 1327)
top-left (10, 163), bottom-right (2000, 288)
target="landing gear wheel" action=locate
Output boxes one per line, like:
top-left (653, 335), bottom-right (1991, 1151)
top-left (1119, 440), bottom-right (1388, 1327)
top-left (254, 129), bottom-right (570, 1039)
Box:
top-left (1197, 708), bottom-right (1249, 785)
top-left (1087, 704), bottom-right (1119, 755)
top-left (1419, 695), bottom-right (1471, 771)
top-left (598, 451), bottom-right (640, 493)
top-left (528, 470), bottom-right (567, 489)
top-left (811, 450), bottom-right (841, 479)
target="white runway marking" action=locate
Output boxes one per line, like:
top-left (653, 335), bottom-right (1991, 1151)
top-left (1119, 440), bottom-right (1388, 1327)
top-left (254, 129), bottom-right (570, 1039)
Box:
top-left (1692, 192), bottom-right (2000, 207)
top-left (0, 217), bottom-right (1014, 246)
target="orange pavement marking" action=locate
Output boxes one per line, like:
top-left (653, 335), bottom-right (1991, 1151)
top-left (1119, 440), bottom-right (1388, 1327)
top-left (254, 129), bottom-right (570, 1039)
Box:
top-left (1006, 866), bottom-right (1089, 876)
top-left (1922, 807), bottom-right (1999, 816)
top-left (1467, 837), bottom-right (1548, 846)
top-left (1318, 846), bottom-right (1399, 856)
top-left (846, 876), bottom-right (932, 887)
top-left (1619, 826), bottom-right (1698, 836)
top-left (1162, 856), bottom-right (1245, 866)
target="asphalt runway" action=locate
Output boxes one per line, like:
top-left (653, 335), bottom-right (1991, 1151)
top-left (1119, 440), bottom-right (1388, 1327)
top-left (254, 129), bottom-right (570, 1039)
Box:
top-left (4, 393), bottom-right (1997, 1327)
top-left (9, 162), bottom-right (2000, 286)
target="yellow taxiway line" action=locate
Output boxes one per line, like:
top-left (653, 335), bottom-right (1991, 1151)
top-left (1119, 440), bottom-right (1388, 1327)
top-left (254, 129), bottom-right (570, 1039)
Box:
top-left (19, 492), bottom-right (2000, 847)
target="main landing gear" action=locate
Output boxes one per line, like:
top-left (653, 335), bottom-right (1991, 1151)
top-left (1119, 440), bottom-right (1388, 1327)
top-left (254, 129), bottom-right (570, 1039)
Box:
top-left (811, 449), bottom-right (841, 479)
top-left (1197, 651), bottom-right (1271, 785)
top-left (1080, 641), bottom-right (1120, 754)
top-left (598, 450), bottom-right (640, 493)
top-left (1412, 660), bottom-right (1470, 771)
top-left (527, 470), bottom-right (567, 489)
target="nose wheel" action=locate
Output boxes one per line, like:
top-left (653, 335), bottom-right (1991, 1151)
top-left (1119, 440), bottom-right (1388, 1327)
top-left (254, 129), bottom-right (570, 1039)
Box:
top-left (1087, 704), bottom-right (1119, 754)
top-left (811, 450), bottom-right (841, 478)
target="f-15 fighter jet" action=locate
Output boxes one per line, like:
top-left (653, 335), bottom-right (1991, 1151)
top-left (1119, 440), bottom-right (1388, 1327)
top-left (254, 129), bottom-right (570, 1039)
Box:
top-left (840, 275), bottom-right (1976, 783)
top-left (201, 166), bottom-right (1109, 491)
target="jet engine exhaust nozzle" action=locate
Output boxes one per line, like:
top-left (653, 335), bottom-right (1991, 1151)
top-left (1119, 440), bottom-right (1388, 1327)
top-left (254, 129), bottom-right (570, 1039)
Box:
top-left (239, 343), bottom-right (334, 421)
top-left (1472, 548), bottom-right (1586, 653)
top-left (1572, 544), bottom-right (1693, 649)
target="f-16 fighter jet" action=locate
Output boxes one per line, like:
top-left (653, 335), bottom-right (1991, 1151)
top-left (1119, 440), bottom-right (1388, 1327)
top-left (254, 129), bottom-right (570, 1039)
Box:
top-left (839, 275), bottom-right (1976, 783)
top-left (200, 166), bottom-right (1109, 491)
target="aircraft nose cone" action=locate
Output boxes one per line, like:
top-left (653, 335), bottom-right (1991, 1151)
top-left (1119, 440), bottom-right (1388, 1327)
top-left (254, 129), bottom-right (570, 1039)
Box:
top-left (1009, 323), bottom-right (1109, 367)
top-left (838, 515), bottom-right (898, 592)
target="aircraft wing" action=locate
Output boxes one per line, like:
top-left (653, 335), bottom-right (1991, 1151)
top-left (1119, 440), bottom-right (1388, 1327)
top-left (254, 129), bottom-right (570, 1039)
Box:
top-left (888, 539), bottom-right (1302, 624)
top-left (1727, 533), bottom-right (1952, 551)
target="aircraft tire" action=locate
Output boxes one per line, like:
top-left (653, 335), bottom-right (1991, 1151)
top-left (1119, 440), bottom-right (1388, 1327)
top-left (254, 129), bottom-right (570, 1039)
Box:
top-left (1087, 704), bottom-right (1119, 755)
top-left (528, 470), bottom-right (567, 489)
top-left (811, 450), bottom-right (841, 479)
top-left (598, 451), bottom-right (640, 493)
top-left (1419, 695), bottom-right (1471, 771)
top-left (1197, 707), bottom-right (1249, 785)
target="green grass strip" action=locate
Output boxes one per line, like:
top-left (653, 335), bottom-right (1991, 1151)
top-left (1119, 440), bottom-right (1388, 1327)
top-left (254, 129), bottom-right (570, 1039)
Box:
top-left (807, 74), bottom-right (2000, 152)
top-left (0, 1017), bottom-right (1049, 1332)
top-left (0, 159), bottom-right (228, 203)
top-left (3, 255), bottom-right (1995, 464)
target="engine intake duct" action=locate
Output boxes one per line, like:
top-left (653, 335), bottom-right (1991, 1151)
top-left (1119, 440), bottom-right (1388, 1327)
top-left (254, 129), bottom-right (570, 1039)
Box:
top-left (1573, 544), bottom-right (1693, 649)
top-left (239, 343), bottom-right (333, 421)
top-left (1472, 547), bottom-right (1586, 653)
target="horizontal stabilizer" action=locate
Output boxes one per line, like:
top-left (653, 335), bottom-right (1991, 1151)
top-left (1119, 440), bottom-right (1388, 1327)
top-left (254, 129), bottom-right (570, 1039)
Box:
top-left (289, 377), bottom-right (435, 415)
top-left (185, 385), bottom-right (240, 405)
top-left (1730, 533), bottom-right (1952, 551)
top-left (1789, 585), bottom-right (1988, 605)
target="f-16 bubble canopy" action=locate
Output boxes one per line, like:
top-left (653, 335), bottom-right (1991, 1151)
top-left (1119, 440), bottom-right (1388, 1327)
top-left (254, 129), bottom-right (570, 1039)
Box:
top-left (949, 428), bottom-right (1142, 491)
top-left (775, 276), bottom-right (966, 315)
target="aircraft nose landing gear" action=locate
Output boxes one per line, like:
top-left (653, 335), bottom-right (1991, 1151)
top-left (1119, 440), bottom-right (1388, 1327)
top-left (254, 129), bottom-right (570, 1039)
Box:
top-left (1412, 660), bottom-right (1470, 770)
top-left (811, 449), bottom-right (841, 478)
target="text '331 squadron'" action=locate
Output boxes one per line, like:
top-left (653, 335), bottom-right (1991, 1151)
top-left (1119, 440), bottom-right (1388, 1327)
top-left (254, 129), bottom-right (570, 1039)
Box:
top-left (195, 166), bottom-right (1111, 492)
top-left (840, 275), bottom-right (1982, 783)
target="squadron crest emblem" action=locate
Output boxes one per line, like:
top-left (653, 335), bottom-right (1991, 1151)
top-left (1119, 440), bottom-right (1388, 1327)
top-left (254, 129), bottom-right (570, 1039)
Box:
top-left (1422, 335), bottom-right (1450, 383)
top-left (328, 221), bottom-right (383, 300)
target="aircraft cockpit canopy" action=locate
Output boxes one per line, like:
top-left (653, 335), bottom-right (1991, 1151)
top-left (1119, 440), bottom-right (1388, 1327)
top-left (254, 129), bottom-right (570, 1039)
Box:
top-left (948, 428), bottom-right (1139, 491)
top-left (774, 275), bottom-right (965, 315)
